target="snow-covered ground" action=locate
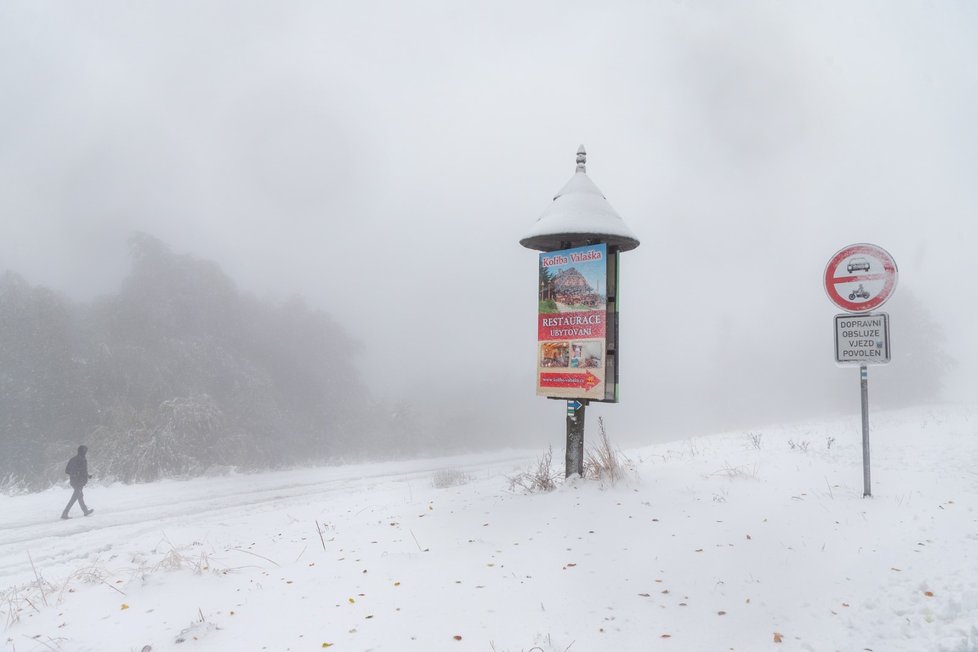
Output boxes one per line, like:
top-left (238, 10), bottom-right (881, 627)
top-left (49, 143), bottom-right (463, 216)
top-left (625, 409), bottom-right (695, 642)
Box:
top-left (3, 405), bottom-right (978, 652)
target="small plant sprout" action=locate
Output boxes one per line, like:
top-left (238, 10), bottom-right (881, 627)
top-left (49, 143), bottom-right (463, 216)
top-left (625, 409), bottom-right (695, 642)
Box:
top-left (788, 439), bottom-right (810, 453)
top-left (747, 432), bottom-right (763, 450)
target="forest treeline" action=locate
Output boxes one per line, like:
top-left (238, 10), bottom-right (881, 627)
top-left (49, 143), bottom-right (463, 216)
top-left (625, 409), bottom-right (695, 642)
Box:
top-left (0, 235), bottom-right (953, 492)
top-left (0, 234), bottom-right (415, 491)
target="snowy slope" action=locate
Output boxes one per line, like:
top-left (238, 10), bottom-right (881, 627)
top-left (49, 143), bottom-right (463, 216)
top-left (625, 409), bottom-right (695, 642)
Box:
top-left (2, 405), bottom-right (977, 652)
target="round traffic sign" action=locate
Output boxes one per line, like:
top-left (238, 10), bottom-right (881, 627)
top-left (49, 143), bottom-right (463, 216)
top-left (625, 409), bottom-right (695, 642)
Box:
top-left (824, 243), bottom-right (898, 313)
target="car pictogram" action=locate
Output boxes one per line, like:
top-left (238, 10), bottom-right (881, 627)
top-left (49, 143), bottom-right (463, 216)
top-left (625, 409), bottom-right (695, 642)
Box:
top-left (846, 257), bottom-right (870, 273)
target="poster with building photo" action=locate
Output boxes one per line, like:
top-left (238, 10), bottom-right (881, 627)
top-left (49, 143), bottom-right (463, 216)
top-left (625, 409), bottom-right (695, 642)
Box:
top-left (536, 244), bottom-right (607, 399)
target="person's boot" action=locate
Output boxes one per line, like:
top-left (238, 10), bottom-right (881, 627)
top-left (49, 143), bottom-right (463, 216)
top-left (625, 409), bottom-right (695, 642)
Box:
top-left (60, 513), bottom-right (70, 520)
top-left (83, 508), bottom-right (94, 516)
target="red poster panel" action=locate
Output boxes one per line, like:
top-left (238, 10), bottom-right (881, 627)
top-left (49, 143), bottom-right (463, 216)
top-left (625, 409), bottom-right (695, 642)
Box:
top-left (536, 244), bottom-right (607, 400)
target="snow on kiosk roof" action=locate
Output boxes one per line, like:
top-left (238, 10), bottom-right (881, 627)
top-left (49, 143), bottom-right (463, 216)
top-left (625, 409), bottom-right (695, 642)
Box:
top-left (519, 145), bottom-right (640, 252)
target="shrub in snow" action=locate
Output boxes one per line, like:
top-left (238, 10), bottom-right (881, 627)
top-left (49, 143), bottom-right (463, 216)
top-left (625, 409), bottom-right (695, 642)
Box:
top-left (93, 394), bottom-right (227, 483)
top-left (431, 468), bottom-right (470, 489)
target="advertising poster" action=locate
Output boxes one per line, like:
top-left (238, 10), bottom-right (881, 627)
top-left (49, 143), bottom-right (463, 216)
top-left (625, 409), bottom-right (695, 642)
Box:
top-left (537, 244), bottom-right (607, 399)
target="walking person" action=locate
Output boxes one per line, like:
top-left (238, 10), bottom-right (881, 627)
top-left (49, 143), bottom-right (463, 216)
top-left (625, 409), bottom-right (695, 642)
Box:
top-left (61, 445), bottom-right (94, 519)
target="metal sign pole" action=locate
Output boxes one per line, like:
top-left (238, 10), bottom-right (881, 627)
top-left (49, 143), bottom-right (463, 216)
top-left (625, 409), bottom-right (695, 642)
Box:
top-left (860, 364), bottom-right (871, 497)
top-left (824, 244), bottom-right (897, 499)
top-left (566, 400), bottom-right (586, 478)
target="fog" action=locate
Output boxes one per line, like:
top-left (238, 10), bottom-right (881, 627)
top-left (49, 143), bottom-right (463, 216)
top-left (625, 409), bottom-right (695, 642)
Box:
top-left (2, 1), bottom-right (976, 457)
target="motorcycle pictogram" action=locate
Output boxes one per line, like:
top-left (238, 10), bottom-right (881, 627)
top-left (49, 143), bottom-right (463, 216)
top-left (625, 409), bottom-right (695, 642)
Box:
top-left (848, 284), bottom-right (870, 301)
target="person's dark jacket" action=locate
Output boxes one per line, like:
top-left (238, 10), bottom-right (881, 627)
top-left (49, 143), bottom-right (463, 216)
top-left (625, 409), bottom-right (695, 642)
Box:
top-left (65, 451), bottom-right (89, 488)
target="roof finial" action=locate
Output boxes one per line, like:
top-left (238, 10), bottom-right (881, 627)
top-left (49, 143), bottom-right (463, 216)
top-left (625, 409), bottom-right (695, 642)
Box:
top-left (576, 144), bottom-right (586, 173)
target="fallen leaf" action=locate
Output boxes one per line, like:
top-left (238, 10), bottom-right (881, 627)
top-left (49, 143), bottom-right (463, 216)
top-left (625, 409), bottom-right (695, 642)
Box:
top-left (773, 632), bottom-right (783, 643)
top-left (660, 634), bottom-right (671, 639)
top-left (717, 611), bottom-right (727, 616)
top-left (638, 593), bottom-right (651, 597)
top-left (322, 643), bottom-right (334, 648)
top-left (924, 591), bottom-right (934, 597)
top-left (348, 598), bottom-right (356, 604)
top-left (120, 604), bottom-right (130, 610)
top-left (890, 567), bottom-right (902, 572)
top-left (695, 549), bottom-right (704, 553)
top-left (453, 635), bottom-right (463, 641)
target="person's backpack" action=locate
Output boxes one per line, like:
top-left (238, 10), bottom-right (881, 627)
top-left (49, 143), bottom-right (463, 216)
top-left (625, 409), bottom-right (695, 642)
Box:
top-left (65, 457), bottom-right (76, 476)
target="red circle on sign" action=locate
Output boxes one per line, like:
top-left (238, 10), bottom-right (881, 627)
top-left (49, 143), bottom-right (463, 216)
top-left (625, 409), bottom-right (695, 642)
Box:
top-left (823, 243), bottom-right (898, 313)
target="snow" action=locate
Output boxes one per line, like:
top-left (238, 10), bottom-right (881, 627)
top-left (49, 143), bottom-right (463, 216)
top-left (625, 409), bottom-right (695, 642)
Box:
top-left (520, 169), bottom-right (640, 252)
top-left (3, 405), bottom-right (978, 651)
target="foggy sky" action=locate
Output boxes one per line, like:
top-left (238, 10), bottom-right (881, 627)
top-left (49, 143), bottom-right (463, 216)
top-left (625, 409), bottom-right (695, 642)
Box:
top-left (2, 1), bottom-right (977, 446)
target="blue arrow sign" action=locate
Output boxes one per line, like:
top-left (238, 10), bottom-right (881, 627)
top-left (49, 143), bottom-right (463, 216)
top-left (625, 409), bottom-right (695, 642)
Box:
top-left (567, 400), bottom-right (583, 412)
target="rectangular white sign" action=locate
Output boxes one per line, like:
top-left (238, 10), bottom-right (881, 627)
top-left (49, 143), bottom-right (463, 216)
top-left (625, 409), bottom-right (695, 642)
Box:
top-left (835, 313), bottom-right (890, 365)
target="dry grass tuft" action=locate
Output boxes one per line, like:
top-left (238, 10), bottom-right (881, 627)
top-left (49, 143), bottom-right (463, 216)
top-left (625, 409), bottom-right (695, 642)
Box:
top-left (507, 447), bottom-right (560, 493)
top-left (706, 462), bottom-right (759, 480)
top-left (583, 417), bottom-right (631, 485)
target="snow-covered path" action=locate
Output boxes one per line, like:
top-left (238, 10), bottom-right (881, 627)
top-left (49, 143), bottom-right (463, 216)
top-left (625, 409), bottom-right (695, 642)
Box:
top-left (0, 451), bottom-right (534, 592)
top-left (3, 406), bottom-right (978, 651)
